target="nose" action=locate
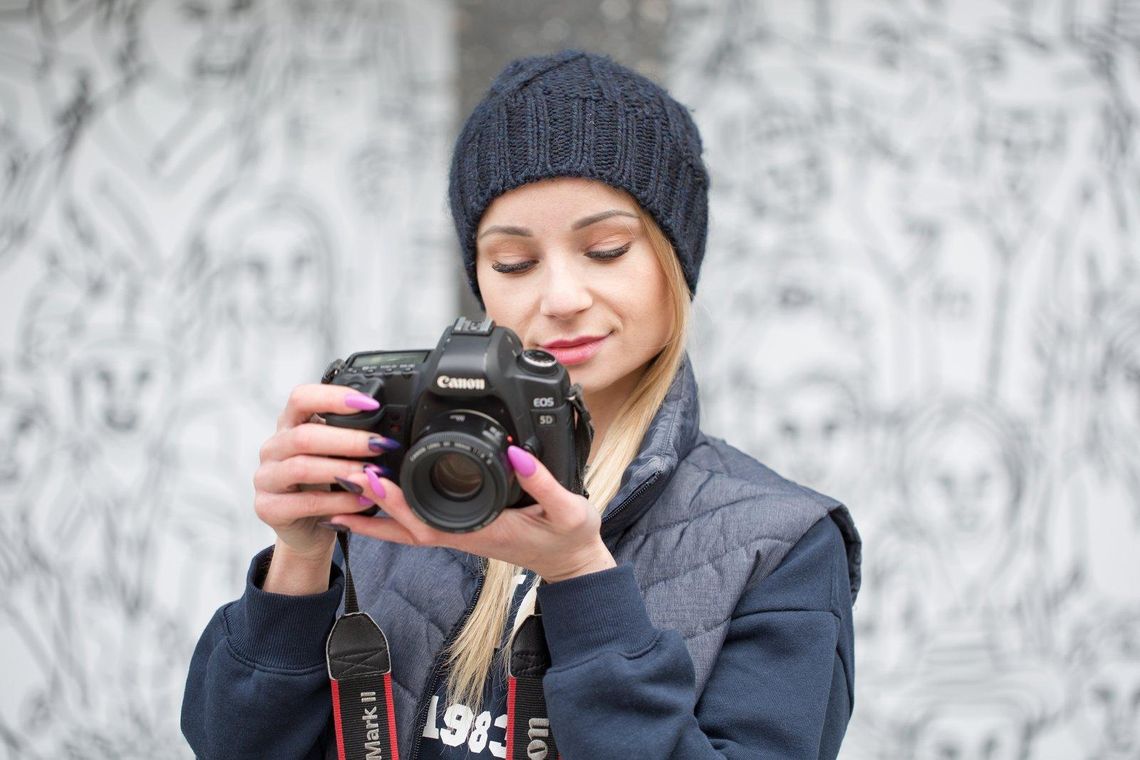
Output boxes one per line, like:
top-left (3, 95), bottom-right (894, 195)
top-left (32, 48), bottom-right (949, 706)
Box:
top-left (539, 258), bottom-right (592, 319)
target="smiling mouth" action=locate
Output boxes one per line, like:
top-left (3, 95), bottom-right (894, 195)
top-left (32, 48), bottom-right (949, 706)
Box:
top-left (540, 334), bottom-right (609, 366)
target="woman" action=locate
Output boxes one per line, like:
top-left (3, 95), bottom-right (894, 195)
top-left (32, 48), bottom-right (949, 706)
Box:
top-left (182, 50), bottom-right (861, 759)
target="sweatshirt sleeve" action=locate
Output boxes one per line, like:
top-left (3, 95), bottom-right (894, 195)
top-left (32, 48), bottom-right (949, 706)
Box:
top-left (536, 516), bottom-right (854, 759)
top-left (181, 547), bottom-right (344, 760)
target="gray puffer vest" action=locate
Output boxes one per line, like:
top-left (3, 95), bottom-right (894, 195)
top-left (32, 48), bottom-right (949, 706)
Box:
top-left (346, 356), bottom-right (862, 755)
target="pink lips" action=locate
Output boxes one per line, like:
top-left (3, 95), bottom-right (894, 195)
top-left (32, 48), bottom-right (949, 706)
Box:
top-left (541, 334), bottom-right (609, 366)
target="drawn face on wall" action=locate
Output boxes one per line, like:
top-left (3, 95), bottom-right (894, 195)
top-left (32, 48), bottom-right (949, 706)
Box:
top-left (137, 0), bottom-right (265, 93)
top-left (0, 396), bottom-right (50, 499)
top-left (1079, 656), bottom-right (1140, 756)
top-left (764, 375), bottom-right (860, 491)
top-left (69, 337), bottom-right (172, 439)
top-left (228, 215), bottom-right (326, 328)
top-left (290, 0), bottom-right (365, 54)
top-left (912, 705), bottom-right (1025, 760)
top-left (912, 418), bottom-right (1016, 541)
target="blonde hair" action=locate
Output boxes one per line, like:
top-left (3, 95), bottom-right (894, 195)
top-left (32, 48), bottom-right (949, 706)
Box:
top-left (444, 207), bottom-right (692, 711)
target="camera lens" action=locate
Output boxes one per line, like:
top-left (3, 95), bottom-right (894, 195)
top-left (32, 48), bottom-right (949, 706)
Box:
top-left (429, 452), bottom-right (484, 501)
top-left (402, 410), bottom-right (519, 532)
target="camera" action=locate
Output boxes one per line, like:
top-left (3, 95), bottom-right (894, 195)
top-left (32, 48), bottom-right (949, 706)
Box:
top-left (321, 318), bottom-right (592, 532)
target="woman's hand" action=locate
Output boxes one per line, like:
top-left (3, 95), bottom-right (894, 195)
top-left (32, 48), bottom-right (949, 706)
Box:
top-left (253, 383), bottom-right (393, 594)
top-left (329, 446), bottom-right (616, 583)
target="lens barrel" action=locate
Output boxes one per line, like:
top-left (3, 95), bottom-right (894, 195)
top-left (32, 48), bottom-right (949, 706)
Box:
top-left (401, 411), bottom-right (515, 532)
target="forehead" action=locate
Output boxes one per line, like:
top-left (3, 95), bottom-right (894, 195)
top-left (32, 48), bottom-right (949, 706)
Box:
top-left (478, 178), bottom-right (637, 227)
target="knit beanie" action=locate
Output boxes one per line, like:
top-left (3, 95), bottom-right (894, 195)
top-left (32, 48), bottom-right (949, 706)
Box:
top-left (448, 50), bottom-right (709, 303)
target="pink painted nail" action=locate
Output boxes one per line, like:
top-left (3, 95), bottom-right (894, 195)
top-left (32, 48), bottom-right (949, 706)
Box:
top-left (364, 466), bottom-right (386, 499)
top-left (507, 445), bottom-right (536, 477)
top-left (357, 495), bottom-right (374, 507)
top-left (345, 393), bottom-right (380, 411)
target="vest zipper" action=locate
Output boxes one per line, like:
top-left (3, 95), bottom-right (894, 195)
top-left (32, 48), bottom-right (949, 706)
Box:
top-left (600, 471), bottom-right (662, 531)
top-left (407, 563), bottom-right (486, 760)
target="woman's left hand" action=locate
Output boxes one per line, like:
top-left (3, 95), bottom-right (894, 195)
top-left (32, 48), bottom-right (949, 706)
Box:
top-left (328, 446), bottom-right (616, 583)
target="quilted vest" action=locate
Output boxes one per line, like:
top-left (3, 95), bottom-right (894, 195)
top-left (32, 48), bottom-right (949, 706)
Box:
top-left (345, 356), bottom-right (862, 755)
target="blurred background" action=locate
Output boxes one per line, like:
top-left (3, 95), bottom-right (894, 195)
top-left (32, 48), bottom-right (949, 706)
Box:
top-left (1, 1), bottom-right (1138, 757)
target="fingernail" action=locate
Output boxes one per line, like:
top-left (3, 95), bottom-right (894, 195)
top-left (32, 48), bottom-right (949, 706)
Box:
top-left (357, 495), bottom-right (374, 507)
top-left (368, 436), bottom-right (401, 452)
top-left (364, 467), bottom-right (386, 499)
top-left (318, 520), bottom-right (349, 532)
top-left (335, 476), bottom-right (363, 495)
top-left (507, 445), bottom-right (536, 477)
top-left (345, 393), bottom-right (380, 411)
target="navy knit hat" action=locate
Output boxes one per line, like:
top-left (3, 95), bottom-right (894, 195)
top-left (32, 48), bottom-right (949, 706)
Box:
top-left (448, 50), bottom-right (709, 303)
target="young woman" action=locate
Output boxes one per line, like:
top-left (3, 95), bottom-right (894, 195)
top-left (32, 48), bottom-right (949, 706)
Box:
top-left (182, 50), bottom-right (861, 759)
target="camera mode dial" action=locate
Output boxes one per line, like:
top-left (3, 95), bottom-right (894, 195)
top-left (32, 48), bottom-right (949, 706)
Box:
top-left (520, 349), bottom-right (559, 374)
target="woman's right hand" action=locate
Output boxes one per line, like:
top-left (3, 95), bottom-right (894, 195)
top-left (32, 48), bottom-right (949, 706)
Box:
top-left (253, 383), bottom-right (388, 595)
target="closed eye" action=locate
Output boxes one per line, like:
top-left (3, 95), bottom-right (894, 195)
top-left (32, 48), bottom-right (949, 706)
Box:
top-left (587, 242), bottom-right (631, 261)
top-left (490, 259), bottom-right (535, 274)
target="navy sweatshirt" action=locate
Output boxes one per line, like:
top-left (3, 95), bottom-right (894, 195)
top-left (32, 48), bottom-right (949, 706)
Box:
top-left (181, 516), bottom-right (853, 758)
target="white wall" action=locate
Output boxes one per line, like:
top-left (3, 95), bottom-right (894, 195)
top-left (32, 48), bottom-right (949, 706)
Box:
top-left (0, 1), bottom-right (455, 755)
top-left (673, 2), bottom-right (1140, 758)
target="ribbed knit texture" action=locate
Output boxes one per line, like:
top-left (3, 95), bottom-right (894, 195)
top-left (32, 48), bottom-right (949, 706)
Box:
top-left (449, 50), bottom-right (709, 302)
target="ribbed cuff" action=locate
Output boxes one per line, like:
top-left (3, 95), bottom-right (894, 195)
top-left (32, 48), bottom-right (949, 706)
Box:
top-left (537, 564), bottom-right (657, 666)
top-left (223, 546), bottom-right (345, 671)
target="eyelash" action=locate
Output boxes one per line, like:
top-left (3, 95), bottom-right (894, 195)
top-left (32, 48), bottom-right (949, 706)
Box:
top-left (490, 243), bottom-right (632, 274)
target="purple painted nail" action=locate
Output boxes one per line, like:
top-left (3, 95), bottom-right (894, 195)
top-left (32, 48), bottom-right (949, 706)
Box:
top-left (345, 393), bottom-right (380, 411)
top-left (364, 467), bottom-right (386, 499)
top-left (335, 476), bottom-right (363, 495)
top-left (368, 436), bottom-right (401, 452)
top-left (357, 495), bottom-right (374, 507)
top-left (507, 445), bottom-right (536, 477)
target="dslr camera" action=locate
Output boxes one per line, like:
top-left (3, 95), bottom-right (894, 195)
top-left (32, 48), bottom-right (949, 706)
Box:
top-left (321, 318), bottom-right (591, 532)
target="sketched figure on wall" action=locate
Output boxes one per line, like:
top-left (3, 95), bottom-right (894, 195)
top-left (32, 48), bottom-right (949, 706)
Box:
top-left (1066, 607), bottom-right (1140, 760)
top-left (54, 0), bottom-right (274, 276)
top-left (158, 185), bottom-right (340, 626)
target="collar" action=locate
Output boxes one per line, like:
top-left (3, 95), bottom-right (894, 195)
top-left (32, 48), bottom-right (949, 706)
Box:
top-left (600, 354), bottom-right (701, 539)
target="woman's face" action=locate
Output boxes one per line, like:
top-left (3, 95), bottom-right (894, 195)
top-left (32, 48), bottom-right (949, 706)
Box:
top-left (475, 177), bottom-right (672, 405)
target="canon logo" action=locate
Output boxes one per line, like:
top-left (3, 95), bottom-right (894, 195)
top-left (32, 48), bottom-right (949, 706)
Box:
top-left (436, 374), bottom-right (486, 390)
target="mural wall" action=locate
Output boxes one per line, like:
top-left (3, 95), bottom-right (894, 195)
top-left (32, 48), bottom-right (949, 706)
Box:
top-left (675, 1), bottom-right (1140, 758)
top-left (0, 1), bottom-right (455, 756)
top-left (1, 0), bottom-right (1137, 758)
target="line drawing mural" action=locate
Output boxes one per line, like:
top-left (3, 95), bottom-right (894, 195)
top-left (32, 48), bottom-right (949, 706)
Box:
top-left (0, 0), bottom-right (454, 755)
top-left (671, 1), bottom-right (1140, 758)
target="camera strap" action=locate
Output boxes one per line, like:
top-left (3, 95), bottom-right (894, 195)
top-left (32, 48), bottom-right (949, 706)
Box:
top-left (506, 598), bottom-right (560, 760)
top-left (326, 531), bottom-right (399, 760)
top-left (566, 383), bottom-right (593, 498)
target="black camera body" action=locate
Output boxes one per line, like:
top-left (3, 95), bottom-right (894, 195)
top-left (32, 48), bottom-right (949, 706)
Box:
top-left (321, 318), bottom-right (590, 532)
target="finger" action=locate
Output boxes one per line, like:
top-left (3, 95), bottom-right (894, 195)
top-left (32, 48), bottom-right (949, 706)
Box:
top-left (329, 512), bottom-right (422, 546)
top-left (506, 446), bottom-right (581, 526)
top-left (254, 489), bottom-right (374, 526)
top-left (255, 456), bottom-right (377, 494)
top-left (357, 472), bottom-right (447, 545)
top-left (277, 383), bottom-right (381, 431)
top-left (260, 422), bottom-right (399, 463)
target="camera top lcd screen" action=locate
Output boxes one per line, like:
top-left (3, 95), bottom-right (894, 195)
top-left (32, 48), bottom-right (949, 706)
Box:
top-left (349, 351), bottom-right (429, 368)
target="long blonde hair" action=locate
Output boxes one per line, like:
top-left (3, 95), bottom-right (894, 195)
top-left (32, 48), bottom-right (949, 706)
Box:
top-left (444, 207), bottom-right (692, 711)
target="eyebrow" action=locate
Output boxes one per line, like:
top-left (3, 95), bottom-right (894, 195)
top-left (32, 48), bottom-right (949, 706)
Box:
top-left (477, 209), bottom-right (639, 239)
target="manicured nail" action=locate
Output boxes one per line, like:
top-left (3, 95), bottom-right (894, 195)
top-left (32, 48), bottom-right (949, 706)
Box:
top-left (357, 495), bottom-right (374, 507)
top-left (364, 467), bottom-right (386, 499)
top-left (345, 393), bottom-right (380, 411)
top-left (335, 476), bottom-right (363, 495)
top-left (368, 436), bottom-right (401, 452)
top-left (507, 445), bottom-right (536, 477)
top-left (318, 520), bottom-right (349, 532)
